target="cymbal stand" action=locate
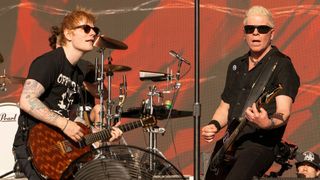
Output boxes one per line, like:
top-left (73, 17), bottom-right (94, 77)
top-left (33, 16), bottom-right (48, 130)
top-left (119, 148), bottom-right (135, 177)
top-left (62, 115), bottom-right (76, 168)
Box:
top-left (0, 69), bottom-right (7, 91)
top-left (114, 74), bottom-right (127, 123)
top-left (105, 56), bottom-right (114, 127)
top-left (144, 85), bottom-right (166, 171)
top-left (96, 47), bottom-right (110, 130)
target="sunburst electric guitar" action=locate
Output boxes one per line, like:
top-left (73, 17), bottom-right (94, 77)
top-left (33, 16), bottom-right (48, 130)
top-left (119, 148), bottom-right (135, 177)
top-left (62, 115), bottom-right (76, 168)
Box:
top-left (28, 115), bottom-right (156, 179)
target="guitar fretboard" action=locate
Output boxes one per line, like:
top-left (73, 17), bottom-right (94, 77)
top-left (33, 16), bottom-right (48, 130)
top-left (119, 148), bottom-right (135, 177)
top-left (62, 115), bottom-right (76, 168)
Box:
top-left (83, 119), bottom-right (144, 145)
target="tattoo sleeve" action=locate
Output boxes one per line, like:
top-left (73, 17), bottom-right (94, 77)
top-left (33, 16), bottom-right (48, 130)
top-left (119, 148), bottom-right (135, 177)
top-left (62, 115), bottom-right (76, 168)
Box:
top-left (21, 79), bottom-right (64, 128)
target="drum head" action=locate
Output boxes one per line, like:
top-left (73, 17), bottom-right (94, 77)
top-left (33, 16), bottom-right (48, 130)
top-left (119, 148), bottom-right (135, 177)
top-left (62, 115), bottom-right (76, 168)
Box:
top-left (61, 145), bottom-right (185, 180)
top-left (0, 102), bottom-right (20, 174)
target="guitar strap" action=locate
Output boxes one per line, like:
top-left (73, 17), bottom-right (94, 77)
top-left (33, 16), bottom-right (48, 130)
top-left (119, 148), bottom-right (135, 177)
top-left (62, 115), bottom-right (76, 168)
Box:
top-left (226, 53), bottom-right (279, 139)
top-left (240, 54), bottom-right (279, 118)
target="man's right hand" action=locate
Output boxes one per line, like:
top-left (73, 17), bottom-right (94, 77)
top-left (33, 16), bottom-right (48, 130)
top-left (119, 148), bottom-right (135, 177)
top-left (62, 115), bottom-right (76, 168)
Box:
top-left (201, 124), bottom-right (219, 143)
top-left (62, 120), bottom-right (84, 142)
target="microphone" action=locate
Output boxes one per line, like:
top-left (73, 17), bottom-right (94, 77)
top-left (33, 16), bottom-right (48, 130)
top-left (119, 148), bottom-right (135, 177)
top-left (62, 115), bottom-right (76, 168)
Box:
top-left (169, 50), bottom-right (191, 65)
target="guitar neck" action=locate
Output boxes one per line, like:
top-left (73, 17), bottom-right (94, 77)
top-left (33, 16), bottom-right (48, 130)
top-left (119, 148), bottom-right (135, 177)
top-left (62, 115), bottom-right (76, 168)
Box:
top-left (223, 117), bottom-right (246, 150)
top-left (83, 120), bottom-right (143, 146)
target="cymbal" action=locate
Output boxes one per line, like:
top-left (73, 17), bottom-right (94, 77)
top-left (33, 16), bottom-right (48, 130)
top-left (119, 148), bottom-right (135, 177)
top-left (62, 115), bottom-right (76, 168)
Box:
top-left (122, 105), bottom-right (193, 120)
top-left (93, 35), bottom-right (128, 50)
top-left (104, 64), bottom-right (131, 72)
top-left (88, 64), bottom-right (131, 72)
top-left (0, 75), bottom-right (25, 84)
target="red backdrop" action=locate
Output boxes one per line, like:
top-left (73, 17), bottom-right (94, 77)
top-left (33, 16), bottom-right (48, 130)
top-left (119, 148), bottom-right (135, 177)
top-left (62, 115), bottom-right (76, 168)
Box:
top-left (0, 0), bottom-right (319, 177)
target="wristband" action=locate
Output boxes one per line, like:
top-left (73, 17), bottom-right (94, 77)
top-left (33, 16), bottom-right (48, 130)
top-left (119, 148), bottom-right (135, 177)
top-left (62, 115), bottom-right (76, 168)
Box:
top-left (62, 120), bottom-right (69, 131)
top-left (208, 120), bottom-right (222, 132)
top-left (269, 118), bottom-right (275, 129)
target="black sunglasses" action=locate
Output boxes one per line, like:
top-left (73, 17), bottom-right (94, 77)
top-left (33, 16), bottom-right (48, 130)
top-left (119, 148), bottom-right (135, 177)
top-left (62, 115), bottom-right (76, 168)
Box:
top-left (244, 25), bottom-right (272, 34)
top-left (73, 24), bottom-right (100, 35)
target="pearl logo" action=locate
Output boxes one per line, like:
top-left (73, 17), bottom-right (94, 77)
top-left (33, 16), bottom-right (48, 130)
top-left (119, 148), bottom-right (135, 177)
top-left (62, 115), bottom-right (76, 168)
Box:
top-left (0, 113), bottom-right (17, 122)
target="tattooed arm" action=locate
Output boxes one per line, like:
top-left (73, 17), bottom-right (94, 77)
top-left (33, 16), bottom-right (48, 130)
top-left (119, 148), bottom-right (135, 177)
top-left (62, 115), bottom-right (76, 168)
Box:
top-left (19, 79), bottom-right (84, 142)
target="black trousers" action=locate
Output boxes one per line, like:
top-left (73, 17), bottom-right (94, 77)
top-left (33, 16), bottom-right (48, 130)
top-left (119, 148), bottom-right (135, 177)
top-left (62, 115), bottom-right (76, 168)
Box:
top-left (205, 140), bottom-right (275, 180)
top-left (13, 127), bottom-right (42, 180)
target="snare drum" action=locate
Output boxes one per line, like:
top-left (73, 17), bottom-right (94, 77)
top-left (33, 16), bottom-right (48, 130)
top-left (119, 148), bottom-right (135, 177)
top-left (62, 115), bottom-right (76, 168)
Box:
top-left (0, 102), bottom-right (20, 174)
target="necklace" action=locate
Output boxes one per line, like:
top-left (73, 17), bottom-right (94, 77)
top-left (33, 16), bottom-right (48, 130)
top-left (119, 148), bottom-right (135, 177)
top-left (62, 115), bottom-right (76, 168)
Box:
top-left (249, 56), bottom-right (259, 66)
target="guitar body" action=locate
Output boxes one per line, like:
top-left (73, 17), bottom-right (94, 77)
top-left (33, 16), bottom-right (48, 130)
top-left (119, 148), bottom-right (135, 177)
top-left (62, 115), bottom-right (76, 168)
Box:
top-left (27, 115), bottom-right (156, 179)
top-left (206, 120), bottom-right (239, 178)
top-left (28, 122), bottom-right (91, 180)
top-left (206, 139), bottom-right (231, 179)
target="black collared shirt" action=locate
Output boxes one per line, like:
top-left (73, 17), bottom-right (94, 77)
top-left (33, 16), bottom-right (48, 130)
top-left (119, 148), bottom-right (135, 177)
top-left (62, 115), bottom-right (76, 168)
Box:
top-left (221, 46), bottom-right (300, 146)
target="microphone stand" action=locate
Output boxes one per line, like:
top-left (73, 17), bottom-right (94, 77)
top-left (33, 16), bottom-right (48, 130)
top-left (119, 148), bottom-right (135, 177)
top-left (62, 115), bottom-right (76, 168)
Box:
top-left (163, 60), bottom-right (182, 133)
top-left (147, 60), bottom-right (184, 172)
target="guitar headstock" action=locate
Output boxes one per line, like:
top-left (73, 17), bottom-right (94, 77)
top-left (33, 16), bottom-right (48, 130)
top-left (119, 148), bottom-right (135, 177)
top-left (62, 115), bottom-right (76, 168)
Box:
top-left (140, 115), bottom-right (157, 128)
top-left (257, 84), bottom-right (283, 109)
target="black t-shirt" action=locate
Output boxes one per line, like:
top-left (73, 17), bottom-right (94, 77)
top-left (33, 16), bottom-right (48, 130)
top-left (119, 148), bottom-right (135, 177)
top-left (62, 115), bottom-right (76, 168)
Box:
top-left (19, 47), bottom-right (85, 126)
top-left (221, 46), bottom-right (300, 147)
top-left (74, 59), bottom-right (96, 107)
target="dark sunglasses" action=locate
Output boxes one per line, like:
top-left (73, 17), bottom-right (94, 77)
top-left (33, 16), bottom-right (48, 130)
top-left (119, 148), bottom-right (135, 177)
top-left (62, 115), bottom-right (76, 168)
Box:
top-left (244, 25), bottom-right (272, 34)
top-left (73, 24), bottom-right (100, 35)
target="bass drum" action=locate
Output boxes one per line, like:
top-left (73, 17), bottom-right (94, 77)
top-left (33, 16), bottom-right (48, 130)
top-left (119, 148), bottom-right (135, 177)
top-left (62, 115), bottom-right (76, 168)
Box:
top-left (0, 102), bottom-right (20, 175)
top-left (61, 145), bottom-right (185, 180)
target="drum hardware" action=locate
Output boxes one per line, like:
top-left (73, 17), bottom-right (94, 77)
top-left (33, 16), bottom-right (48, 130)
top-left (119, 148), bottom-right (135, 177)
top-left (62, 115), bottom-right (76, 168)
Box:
top-left (93, 34), bottom-right (129, 129)
top-left (137, 51), bottom-right (191, 172)
top-left (77, 105), bottom-right (92, 120)
top-left (88, 63), bottom-right (131, 73)
top-left (139, 70), bottom-right (170, 82)
top-left (0, 103), bottom-right (21, 177)
top-left (113, 74), bottom-right (127, 124)
top-left (122, 106), bottom-right (193, 120)
top-left (0, 69), bottom-right (26, 91)
top-left (0, 52), bottom-right (3, 63)
top-left (0, 69), bottom-right (8, 91)
top-left (140, 85), bottom-right (168, 171)
top-left (93, 34), bottom-right (128, 50)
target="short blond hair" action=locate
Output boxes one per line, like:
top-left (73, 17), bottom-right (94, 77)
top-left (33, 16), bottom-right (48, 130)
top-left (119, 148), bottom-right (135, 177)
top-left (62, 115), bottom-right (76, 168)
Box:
top-left (243, 6), bottom-right (274, 27)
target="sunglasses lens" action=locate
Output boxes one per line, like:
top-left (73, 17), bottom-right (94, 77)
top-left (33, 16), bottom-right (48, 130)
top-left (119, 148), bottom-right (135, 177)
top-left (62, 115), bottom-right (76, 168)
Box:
top-left (74, 25), bottom-right (100, 34)
top-left (92, 27), bottom-right (100, 34)
top-left (82, 25), bottom-right (91, 34)
top-left (244, 25), bottom-right (272, 34)
top-left (257, 26), bottom-right (271, 34)
top-left (244, 25), bottom-right (255, 34)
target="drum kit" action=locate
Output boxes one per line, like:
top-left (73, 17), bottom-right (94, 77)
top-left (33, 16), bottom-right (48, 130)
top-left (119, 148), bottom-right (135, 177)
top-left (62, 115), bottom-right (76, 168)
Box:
top-left (0, 34), bottom-right (192, 179)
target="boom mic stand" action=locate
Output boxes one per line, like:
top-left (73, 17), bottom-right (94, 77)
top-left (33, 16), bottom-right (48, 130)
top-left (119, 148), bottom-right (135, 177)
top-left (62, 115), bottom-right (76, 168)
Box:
top-left (145, 59), bottom-right (186, 172)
